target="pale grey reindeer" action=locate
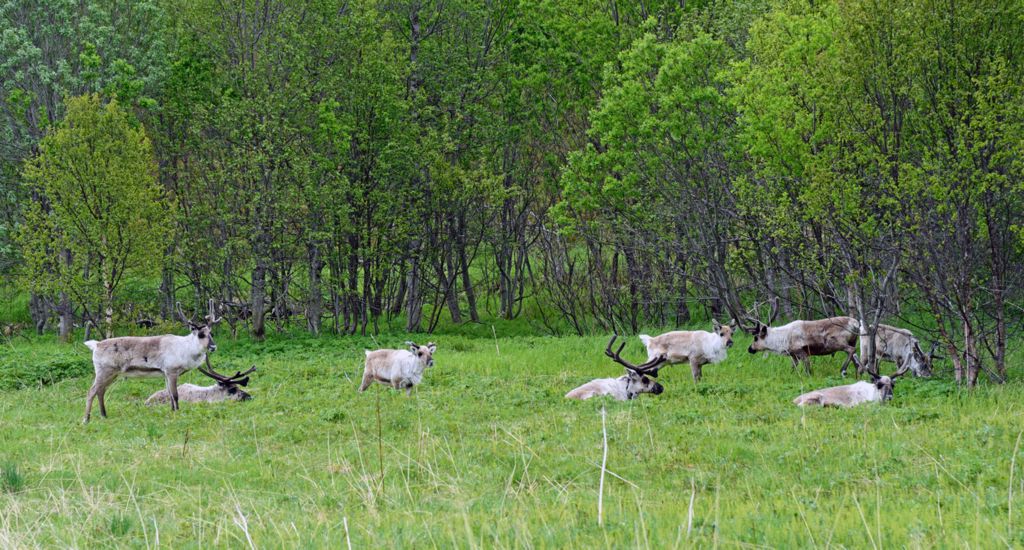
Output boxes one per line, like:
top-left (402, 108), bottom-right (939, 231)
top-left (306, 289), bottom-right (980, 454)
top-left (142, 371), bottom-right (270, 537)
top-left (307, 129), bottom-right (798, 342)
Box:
top-left (82, 300), bottom-right (221, 423)
top-left (146, 363), bottom-right (255, 405)
top-left (638, 320), bottom-right (736, 382)
top-left (566, 335), bottom-right (667, 401)
top-left (793, 361), bottom-right (910, 407)
top-left (360, 341), bottom-right (437, 395)
top-left (859, 323), bottom-right (938, 378)
top-left (743, 311), bottom-right (861, 375)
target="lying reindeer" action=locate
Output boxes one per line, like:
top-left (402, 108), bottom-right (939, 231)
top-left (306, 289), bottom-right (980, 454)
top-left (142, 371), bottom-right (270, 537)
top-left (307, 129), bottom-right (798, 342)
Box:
top-left (146, 362), bottom-right (255, 405)
top-left (639, 320), bottom-right (736, 382)
top-left (793, 362), bottom-right (909, 407)
top-left (82, 300), bottom-right (220, 423)
top-left (566, 335), bottom-right (667, 401)
top-left (360, 341), bottom-right (436, 395)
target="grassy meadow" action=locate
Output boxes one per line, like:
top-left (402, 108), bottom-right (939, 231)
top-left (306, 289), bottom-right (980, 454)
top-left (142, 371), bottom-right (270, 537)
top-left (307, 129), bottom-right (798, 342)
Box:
top-left (1, 325), bottom-right (1023, 548)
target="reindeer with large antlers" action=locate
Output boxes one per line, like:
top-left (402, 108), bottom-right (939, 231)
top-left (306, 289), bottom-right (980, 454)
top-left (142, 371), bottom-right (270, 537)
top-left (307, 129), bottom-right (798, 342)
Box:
top-left (793, 361), bottom-right (910, 407)
top-left (565, 335), bottom-right (667, 401)
top-left (146, 361), bottom-right (256, 405)
top-left (82, 299), bottom-right (223, 423)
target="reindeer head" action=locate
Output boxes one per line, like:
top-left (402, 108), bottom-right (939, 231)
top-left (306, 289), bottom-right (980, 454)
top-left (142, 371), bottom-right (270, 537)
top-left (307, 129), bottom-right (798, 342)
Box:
top-left (199, 361), bottom-right (256, 401)
top-left (605, 335), bottom-right (668, 398)
top-left (906, 341), bottom-right (940, 378)
top-left (738, 301), bottom-right (779, 354)
top-left (623, 370), bottom-right (664, 398)
top-left (866, 361), bottom-right (910, 402)
top-left (712, 319), bottom-right (737, 348)
top-left (177, 299), bottom-right (223, 353)
top-left (406, 341), bottom-right (437, 368)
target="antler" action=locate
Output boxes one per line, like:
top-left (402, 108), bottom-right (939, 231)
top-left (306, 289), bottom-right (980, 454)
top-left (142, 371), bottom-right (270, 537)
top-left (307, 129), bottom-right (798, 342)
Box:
top-left (735, 298), bottom-right (779, 334)
top-left (604, 335), bottom-right (667, 376)
top-left (206, 298), bottom-right (222, 326)
top-left (176, 301), bottom-right (200, 329)
top-left (199, 357), bottom-right (256, 386)
top-left (891, 360), bottom-right (911, 380)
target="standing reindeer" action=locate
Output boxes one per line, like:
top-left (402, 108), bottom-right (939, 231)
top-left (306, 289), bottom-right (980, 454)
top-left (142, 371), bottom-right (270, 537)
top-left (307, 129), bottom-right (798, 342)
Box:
top-left (859, 323), bottom-right (938, 378)
top-left (793, 361), bottom-right (910, 407)
top-left (360, 341), bottom-right (437, 395)
top-left (566, 335), bottom-right (667, 400)
top-left (146, 362), bottom-right (255, 405)
top-left (82, 300), bottom-right (221, 423)
top-left (638, 320), bottom-right (736, 382)
top-left (742, 310), bottom-right (860, 375)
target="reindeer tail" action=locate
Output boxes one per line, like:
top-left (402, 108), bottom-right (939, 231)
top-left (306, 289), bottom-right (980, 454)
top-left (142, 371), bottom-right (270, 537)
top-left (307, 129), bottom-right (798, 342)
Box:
top-left (84, 340), bottom-right (98, 351)
top-left (638, 334), bottom-right (652, 348)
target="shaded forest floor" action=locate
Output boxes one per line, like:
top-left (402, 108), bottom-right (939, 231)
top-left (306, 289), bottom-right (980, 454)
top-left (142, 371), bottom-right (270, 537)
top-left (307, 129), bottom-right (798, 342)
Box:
top-left (1, 329), bottom-right (1022, 547)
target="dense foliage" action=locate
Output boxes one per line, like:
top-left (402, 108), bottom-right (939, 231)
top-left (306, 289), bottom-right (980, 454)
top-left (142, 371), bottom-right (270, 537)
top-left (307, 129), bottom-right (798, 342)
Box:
top-left (1, 0), bottom-right (1021, 384)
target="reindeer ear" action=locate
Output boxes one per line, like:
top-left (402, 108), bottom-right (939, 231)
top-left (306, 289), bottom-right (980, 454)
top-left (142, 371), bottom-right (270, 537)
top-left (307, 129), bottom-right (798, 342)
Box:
top-left (407, 342), bottom-right (419, 353)
top-left (758, 324), bottom-right (768, 338)
top-left (427, 343), bottom-right (437, 353)
top-left (728, 318), bottom-right (736, 328)
top-left (713, 319), bottom-right (722, 330)
top-left (236, 376), bottom-right (250, 387)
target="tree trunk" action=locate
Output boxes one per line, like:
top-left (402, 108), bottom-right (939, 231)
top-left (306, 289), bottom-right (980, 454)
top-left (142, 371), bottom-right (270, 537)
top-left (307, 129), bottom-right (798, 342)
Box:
top-left (306, 242), bottom-right (324, 335)
top-left (405, 244), bottom-right (423, 332)
top-left (457, 214), bottom-right (479, 322)
top-left (251, 259), bottom-right (267, 341)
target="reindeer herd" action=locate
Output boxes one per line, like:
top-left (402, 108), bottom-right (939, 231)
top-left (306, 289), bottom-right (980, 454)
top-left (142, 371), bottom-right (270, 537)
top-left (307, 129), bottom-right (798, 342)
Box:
top-left (78, 300), bottom-right (938, 423)
top-left (566, 313), bottom-right (939, 408)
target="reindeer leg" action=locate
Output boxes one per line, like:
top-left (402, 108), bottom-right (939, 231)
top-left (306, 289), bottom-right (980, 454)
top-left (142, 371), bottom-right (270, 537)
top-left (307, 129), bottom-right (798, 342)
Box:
top-left (690, 359), bottom-right (702, 383)
top-left (840, 352), bottom-right (852, 377)
top-left (165, 372), bottom-right (180, 411)
top-left (789, 354), bottom-right (800, 371)
top-left (84, 370), bottom-right (116, 423)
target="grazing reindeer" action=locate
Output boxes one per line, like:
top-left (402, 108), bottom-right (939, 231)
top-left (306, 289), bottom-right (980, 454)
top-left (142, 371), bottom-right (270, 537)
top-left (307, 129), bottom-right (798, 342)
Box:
top-left (859, 323), bottom-right (938, 378)
top-left (638, 320), bottom-right (736, 382)
top-left (360, 341), bottom-right (436, 395)
top-left (146, 362), bottom-right (255, 405)
top-left (82, 300), bottom-right (221, 423)
top-left (793, 362), bottom-right (910, 407)
top-left (566, 335), bottom-right (667, 400)
top-left (743, 312), bottom-right (860, 375)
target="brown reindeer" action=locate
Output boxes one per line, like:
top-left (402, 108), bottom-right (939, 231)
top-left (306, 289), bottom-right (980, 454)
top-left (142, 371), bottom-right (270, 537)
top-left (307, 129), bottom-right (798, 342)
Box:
top-left (742, 310), bottom-right (860, 375)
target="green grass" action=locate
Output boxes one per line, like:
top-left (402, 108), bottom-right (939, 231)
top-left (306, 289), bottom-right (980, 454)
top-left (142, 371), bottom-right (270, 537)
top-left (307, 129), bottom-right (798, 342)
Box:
top-left (1, 329), bottom-right (1023, 547)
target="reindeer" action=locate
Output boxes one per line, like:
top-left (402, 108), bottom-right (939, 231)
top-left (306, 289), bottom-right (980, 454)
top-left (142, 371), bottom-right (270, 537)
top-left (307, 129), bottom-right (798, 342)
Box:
top-left (638, 320), bottom-right (736, 382)
top-left (742, 311), bottom-right (860, 375)
top-left (793, 361), bottom-right (910, 407)
top-left (82, 300), bottom-right (221, 423)
top-left (146, 362), bottom-right (255, 405)
top-left (859, 323), bottom-right (938, 378)
top-left (566, 335), bottom-right (667, 400)
top-left (359, 341), bottom-right (436, 395)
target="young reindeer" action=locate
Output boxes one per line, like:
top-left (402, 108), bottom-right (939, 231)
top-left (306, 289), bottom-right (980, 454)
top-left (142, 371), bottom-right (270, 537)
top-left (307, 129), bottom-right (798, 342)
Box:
top-left (82, 300), bottom-right (221, 423)
top-left (638, 320), bottom-right (736, 382)
top-left (793, 362), bottom-right (910, 407)
top-left (566, 335), bottom-right (667, 401)
top-left (146, 362), bottom-right (255, 405)
top-left (360, 341), bottom-right (436, 395)
top-left (743, 311), bottom-right (860, 376)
